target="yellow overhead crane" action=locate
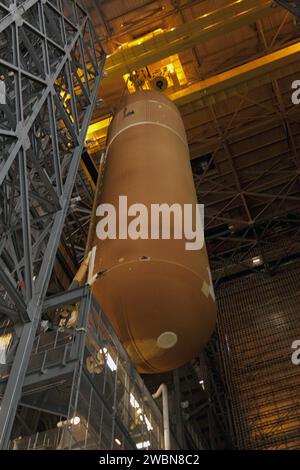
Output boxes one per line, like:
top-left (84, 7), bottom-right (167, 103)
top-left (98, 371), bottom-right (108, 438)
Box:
top-left (105, 0), bottom-right (274, 80)
top-left (84, 0), bottom-right (298, 168)
top-left (170, 42), bottom-right (300, 109)
top-left (86, 42), bottom-right (300, 154)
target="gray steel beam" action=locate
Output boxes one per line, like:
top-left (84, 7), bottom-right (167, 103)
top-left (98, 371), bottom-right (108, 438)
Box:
top-left (0, 266), bottom-right (28, 320)
top-left (43, 286), bottom-right (87, 311)
top-left (0, 304), bottom-right (20, 323)
top-left (0, 0), bottom-right (105, 448)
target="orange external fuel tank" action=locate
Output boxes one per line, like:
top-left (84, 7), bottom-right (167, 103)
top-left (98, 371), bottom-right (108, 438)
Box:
top-left (92, 90), bottom-right (216, 374)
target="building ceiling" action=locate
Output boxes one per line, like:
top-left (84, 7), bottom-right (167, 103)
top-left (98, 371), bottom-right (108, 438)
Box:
top-left (65, 0), bottom-right (300, 285)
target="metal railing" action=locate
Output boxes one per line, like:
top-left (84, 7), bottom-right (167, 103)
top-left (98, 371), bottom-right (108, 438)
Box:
top-left (8, 287), bottom-right (167, 450)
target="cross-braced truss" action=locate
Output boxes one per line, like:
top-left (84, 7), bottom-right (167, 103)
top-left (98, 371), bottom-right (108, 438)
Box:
top-left (194, 81), bottom-right (300, 286)
top-left (0, 0), bottom-right (105, 447)
top-left (276, 0), bottom-right (300, 17)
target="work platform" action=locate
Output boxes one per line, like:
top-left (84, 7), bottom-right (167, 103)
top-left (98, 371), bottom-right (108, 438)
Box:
top-left (1, 287), bottom-right (166, 450)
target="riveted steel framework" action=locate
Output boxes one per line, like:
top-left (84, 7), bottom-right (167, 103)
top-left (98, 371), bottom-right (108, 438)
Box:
top-left (0, 0), bottom-right (105, 448)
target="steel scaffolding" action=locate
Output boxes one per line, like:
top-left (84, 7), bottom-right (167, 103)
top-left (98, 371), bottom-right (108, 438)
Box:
top-left (1, 287), bottom-right (166, 450)
top-left (217, 261), bottom-right (300, 449)
top-left (0, 0), bottom-right (105, 448)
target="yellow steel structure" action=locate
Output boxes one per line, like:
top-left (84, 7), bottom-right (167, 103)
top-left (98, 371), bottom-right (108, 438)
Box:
top-left (170, 41), bottom-right (300, 108)
top-left (105, 0), bottom-right (273, 79)
top-left (85, 117), bottom-right (112, 153)
top-left (88, 42), bottom-right (300, 152)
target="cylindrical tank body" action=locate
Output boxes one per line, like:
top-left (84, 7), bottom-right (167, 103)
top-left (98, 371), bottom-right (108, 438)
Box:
top-left (92, 90), bottom-right (216, 374)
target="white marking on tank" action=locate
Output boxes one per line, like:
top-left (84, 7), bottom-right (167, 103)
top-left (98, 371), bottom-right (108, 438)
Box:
top-left (157, 332), bottom-right (178, 349)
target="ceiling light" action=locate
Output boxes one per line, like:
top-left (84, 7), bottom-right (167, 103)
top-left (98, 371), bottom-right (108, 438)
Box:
top-left (100, 347), bottom-right (117, 372)
top-left (130, 393), bottom-right (153, 431)
top-left (70, 416), bottom-right (81, 426)
top-left (106, 353), bottom-right (117, 371)
top-left (130, 393), bottom-right (140, 409)
top-left (57, 416), bottom-right (81, 428)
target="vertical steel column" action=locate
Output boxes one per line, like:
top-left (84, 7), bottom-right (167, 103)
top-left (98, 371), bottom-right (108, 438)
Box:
top-left (0, 0), bottom-right (105, 448)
